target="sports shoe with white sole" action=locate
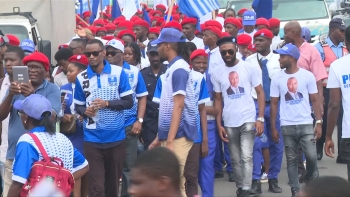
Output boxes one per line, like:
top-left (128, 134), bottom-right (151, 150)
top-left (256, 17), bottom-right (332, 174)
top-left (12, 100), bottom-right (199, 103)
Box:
top-left (261, 172), bottom-right (268, 183)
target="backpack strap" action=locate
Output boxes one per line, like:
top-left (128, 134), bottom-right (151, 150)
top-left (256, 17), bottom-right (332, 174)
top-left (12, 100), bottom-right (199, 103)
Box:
top-left (27, 133), bottom-right (50, 160)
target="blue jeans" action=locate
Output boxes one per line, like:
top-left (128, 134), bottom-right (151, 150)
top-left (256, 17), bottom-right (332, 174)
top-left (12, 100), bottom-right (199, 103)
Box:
top-left (225, 122), bottom-right (255, 190)
top-left (281, 124), bottom-right (319, 192)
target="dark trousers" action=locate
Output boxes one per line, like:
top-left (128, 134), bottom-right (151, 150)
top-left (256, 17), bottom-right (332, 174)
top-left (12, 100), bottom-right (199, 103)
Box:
top-left (84, 141), bottom-right (126, 197)
top-left (121, 124), bottom-right (138, 197)
top-left (317, 87), bottom-right (343, 153)
top-left (339, 138), bottom-right (350, 181)
top-left (184, 143), bottom-right (201, 197)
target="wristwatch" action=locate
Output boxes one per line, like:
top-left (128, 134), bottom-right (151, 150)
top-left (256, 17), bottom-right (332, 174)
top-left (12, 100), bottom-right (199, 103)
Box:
top-left (316, 119), bottom-right (323, 124)
top-left (138, 118), bottom-right (144, 123)
top-left (257, 117), bottom-right (265, 123)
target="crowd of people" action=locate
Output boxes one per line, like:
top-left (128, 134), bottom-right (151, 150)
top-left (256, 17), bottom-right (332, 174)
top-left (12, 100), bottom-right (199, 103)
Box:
top-left (0, 3), bottom-right (349, 197)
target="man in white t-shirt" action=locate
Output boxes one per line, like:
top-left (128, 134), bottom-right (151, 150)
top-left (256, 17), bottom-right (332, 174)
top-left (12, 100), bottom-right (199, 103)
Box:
top-left (324, 25), bottom-right (350, 181)
top-left (270, 43), bottom-right (322, 197)
top-left (211, 36), bottom-right (265, 197)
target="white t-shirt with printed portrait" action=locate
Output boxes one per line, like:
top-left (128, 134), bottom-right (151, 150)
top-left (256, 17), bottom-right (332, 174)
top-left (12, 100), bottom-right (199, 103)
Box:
top-left (211, 60), bottom-right (262, 127)
top-left (270, 68), bottom-right (318, 126)
top-left (327, 55), bottom-right (350, 138)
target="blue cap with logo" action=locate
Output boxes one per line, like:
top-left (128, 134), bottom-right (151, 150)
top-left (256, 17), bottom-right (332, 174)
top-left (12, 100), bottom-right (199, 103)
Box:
top-left (273, 43), bottom-right (300, 60)
top-left (13, 94), bottom-right (52, 120)
top-left (20, 39), bottom-right (35, 53)
top-left (151, 28), bottom-right (186, 45)
top-left (242, 10), bottom-right (256, 26)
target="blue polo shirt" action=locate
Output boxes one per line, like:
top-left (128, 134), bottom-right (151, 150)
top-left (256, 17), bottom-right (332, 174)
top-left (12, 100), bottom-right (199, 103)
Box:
top-left (192, 71), bottom-right (210, 143)
top-left (7, 80), bottom-right (61, 160)
top-left (314, 37), bottom-right (345, 61)
top-left (74, 61), bottom-right (133, 143)
top-left (152, 56), bottom-right (200, 141)
top-left (122, 62), bottom-right (148, 126)
top-left (12, 126), bottom-right (87, 184)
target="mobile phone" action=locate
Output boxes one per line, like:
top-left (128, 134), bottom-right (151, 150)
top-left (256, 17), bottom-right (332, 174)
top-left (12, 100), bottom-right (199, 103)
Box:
top-left (12, 66), bottom-right (29, 83)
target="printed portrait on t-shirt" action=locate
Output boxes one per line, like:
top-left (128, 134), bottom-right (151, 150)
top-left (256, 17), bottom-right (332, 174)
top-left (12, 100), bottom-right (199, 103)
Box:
top-left (226, 71), bottom-right (245, 97)
top-left (285, 77), bottom-right (303, 102)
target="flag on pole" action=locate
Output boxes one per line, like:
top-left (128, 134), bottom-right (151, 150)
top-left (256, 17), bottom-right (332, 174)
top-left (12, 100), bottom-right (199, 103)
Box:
top-left (89, 0), bottom-right (100, 24)
top-left (111, 0), bottom-right (122, 18)
top-left (178, 0), bottom-right (220, 30)
top-left (122, 0), bottom-right (138, 20)
top-left (143, 6), bottom-right (151, 25)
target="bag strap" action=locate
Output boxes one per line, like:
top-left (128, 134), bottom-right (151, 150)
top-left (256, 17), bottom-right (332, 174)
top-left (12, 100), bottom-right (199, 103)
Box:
top-left (27, 133), bottom-right (50, 159)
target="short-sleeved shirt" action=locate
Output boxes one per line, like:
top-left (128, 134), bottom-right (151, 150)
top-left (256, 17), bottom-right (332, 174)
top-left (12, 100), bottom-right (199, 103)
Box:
top-left (12, 127), bottom-right (87, 184)
top-left (74, 60), bottom-right (133, 143)
top-left (270, 68), bottom-right (318, 126)
top-left (314, 37), bottom-right (345, 61)
top-left (297, 41), bottom-right (327, 81)
top-left (152, 57), bottom-right (199, 141)
top-left (192, 71), bottom-right (210, 143)
top-left (327, 55), bottom-right (350, 138)
top-left (121, 61), bottom-right (148, 126)
top-left (211, 60), bottom-right (262, 127)
top-left (7, 80), bottom-right (61, 160)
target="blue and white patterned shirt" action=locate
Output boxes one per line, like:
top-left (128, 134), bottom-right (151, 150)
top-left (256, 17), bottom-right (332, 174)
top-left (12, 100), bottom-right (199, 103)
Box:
top-left (121, 61), bottom-right (148, 126)
top-left (74, 60), bottom-right (133, 143)
top-left (152, 56), bottom-right (199, 141)
top-left (12, 127), bottom-right (87, 184)
top-left (192, 71), bottom-right (210, 143)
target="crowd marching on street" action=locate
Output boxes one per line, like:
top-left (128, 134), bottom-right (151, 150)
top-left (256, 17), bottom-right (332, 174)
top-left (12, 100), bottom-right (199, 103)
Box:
top-left (1, 0), bottom-right (350, 197)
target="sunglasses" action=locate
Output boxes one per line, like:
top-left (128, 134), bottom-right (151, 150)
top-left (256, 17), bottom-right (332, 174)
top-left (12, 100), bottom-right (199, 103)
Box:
top-left (106, 51), bottom-right (122, 57)
top-left (84, 50), bottom-right (103, 58)
top-left (220, 49), bottom-right (235, 56)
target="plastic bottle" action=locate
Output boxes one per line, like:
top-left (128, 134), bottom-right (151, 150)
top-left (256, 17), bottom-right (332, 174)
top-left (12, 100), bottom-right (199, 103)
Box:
top-left (260, 133), bottom-right (268, 143)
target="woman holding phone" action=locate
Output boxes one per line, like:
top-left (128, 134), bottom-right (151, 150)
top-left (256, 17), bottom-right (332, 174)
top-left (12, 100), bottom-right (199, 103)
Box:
top-left (60, 54), bottom-right (89, 197)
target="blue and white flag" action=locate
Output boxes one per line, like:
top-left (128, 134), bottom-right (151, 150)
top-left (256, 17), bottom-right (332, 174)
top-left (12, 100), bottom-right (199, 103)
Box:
top-left (122, 0), bottom-right (138, 20)
top-left (178, 0), bottom-right (220, 19)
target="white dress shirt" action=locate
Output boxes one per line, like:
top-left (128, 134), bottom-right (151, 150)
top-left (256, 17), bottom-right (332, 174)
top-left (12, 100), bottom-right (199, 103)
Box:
top-left (187, 36), bottom-right (205, 49)
top-left (205, 46), bottom-right (225, 74)
top-left (271, 36), bottom-right (282, 50)
top-left (245, 51), bottom-right (282, 99)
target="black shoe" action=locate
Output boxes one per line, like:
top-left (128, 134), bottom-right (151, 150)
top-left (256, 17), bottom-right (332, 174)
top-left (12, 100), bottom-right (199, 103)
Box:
top-left (268, 179), bottom-right (282, 193)
top-left (228, 171), bottom-right (235, 182)
top-left (336, 155), bottom-right (347, 164)
top-left (298, 174), bottom-right (304, 183)
top-left (215, 170), bottom-right (224, 178)
top-left (241, 189), bottom-right (250, 197)
top-left (317, 145), bottom-right (323, 160)
top-left (236, 188), bottom-right (242, 197)
top-left (291, 190), bottom-right (299, 197)
top-left (250, 180), bottom-right (262, 195)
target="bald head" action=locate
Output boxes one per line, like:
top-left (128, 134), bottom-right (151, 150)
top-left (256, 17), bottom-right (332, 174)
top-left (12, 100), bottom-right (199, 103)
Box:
top-left (285, 21), bottom-right (302, 36)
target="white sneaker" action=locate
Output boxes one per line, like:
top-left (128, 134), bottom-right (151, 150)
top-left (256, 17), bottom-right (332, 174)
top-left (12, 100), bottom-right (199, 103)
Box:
top-left (261, 172), bottom-right (268, 183)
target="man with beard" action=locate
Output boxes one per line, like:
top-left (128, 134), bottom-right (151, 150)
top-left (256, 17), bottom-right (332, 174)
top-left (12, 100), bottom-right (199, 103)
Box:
top-left (54, 48), bottom-right (73, 87)
top-left (140, 42), bottom-right (167, 149)
top-left (211, 36), bottom-right (265, 197)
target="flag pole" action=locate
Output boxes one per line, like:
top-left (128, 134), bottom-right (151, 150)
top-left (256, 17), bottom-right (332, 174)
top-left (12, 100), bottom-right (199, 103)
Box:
top-left (212, 11), bottom-right (216, 20)
top-left (100, 0), bottom-right (104, 19)
top-left (166, 0), bottom-right (175, 23)
top-left (87, 0), bottom-right (92, 14)
top-left (76, 14), bottom-right (91, 27)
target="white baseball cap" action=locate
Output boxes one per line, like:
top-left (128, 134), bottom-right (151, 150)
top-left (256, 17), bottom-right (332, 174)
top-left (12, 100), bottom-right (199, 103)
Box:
top-left (105, 39), bottom-right (124, 52)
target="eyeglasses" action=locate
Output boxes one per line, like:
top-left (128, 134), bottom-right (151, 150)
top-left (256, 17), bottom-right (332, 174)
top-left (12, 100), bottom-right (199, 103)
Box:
top-left (27, 66), bottom-right (44, 71)
top-left (17, 110), bottom-right (25, 116)
top-left (84, 50), bottom-right (103, 58)
top-left (106, 51), bottom-right (122, 57)
top-left (220, 49), bottom-right (235, 56)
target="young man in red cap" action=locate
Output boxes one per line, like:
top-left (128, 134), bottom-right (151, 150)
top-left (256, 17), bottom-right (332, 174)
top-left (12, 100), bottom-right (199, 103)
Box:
top-left (203, 26), bottom-right (235, 183)
top-left (181, 18), bottom-right (205, 49)
top-left (212, 35), bottom-right (265, 197)
top-left (0, 52), bottom-right (61, 196)
top-left (148, 27), bottom-right (160, 42)
top-left (237, 34), bottom-right (253, 60)
top-left (255, 18), bottom-right (270, 30)
top-left (224, 18), bottom-right (242, 38)
top-left (0, 34), bottom-right (21, 78)
top-left (268, 18), bottom-right (282, 50)
top-left (133, 19), bottom-right (150, 62)
top-left (155, 4), bottom-right (166, 16)
top-left (245, 29), bottom-right (283, 195)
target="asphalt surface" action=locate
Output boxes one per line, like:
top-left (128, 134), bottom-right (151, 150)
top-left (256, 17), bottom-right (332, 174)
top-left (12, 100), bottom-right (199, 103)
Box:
top-left (211, 128), bottom-right (348, 197)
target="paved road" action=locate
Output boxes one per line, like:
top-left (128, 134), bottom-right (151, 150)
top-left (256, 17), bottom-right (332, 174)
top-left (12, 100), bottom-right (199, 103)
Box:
top-left (212, 130), bottom-right (348, 197)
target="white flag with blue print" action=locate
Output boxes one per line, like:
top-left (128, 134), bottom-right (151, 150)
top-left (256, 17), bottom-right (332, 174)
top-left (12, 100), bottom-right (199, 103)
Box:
top-left (178, 0), bottom-right (220, 19)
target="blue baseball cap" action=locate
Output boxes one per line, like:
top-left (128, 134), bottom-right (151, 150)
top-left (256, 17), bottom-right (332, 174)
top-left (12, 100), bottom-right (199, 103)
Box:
top-left (14, 94), bottom-right (52, 120)
top-left (301, 27), bottom-right (311, 41)
top-left (273, 43), bottom-right (300, 60)
top-left (151, 28), bottom-right (186, 45)
top-left (242, 10), bottom-right (256, 26)
top-left (20, 39), bottom-right (35, 53)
